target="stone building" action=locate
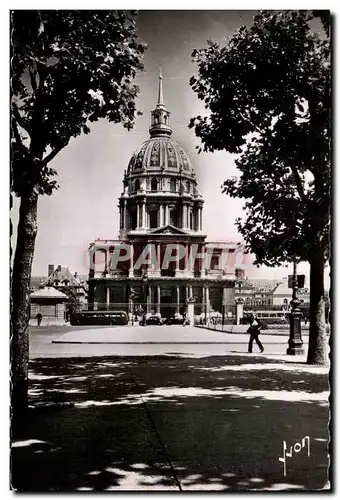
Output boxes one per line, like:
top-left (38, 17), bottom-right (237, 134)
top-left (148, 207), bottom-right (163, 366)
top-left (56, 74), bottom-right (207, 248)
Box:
top-left (29, 287), bottom-right (68, 325)
top-left (88, 73), bottom-right (245, 319)
top-left (40, 265), bottom-right (88, 304)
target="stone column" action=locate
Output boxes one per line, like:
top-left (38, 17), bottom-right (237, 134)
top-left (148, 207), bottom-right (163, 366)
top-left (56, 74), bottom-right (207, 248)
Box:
top-left (183, 243), bottom-right (187, 272)
top-left (200, 207), bottom-right (203, 231)
top-left (165, 204), bottom-right (169, 225)
top-left (142, 202), bottom-right (146, 229)
top-left (147, 285), bottom-right (152, 313)
top-left (119, 205), bottom-right (123, 230)
top-left (123, 200), bottom-right (127, 229)
top-left (201, 286), bottom-right (205, 318)
top-left (103, 249), bottom-right (108, 271)
top-left (106, 286), bottom-right (110, 311)
top-left (182, 204), bottom-right (186, 229)
top-left (176, 243), bottom-right (180, 272)
top-left (159, 205), bottom-right (164, 227)
top-left (222, 286), bottom-right (227, 324)
top-left (156, 286), bottom-right (161, 313)
top-left (236, 298), bottom-right (244, 325)
top-left (129, 244), bottom-right (134, 277)
top-left (185, 286), bottom-right (188, 303)
top-left (187, 297), bottom-right (196, 326)
top-left (157, 243), bottom-right (161, 272)
top-left (176, 286), bottom-right (180, 313)
top-left (187, 244), bottom-right (192, 273)
top-left (137, 204), bottom-right (140, 228)
top-left (205, 285), bottom-right (210, 322)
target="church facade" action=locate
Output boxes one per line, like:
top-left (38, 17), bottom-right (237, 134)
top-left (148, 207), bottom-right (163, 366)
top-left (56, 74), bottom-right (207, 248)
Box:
top-left (88, 73), bottom-right (246, 320)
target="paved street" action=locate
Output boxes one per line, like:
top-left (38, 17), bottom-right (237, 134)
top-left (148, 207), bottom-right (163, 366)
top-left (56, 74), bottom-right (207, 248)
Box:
top-left (11, 324), bottom-right (330, 491)
top-left (29, 324), bottom-right (311, 362)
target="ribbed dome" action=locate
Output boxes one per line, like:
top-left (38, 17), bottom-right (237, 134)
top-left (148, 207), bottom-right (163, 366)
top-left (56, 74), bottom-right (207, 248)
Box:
top-left (127, 137), bottom-right (195, 176)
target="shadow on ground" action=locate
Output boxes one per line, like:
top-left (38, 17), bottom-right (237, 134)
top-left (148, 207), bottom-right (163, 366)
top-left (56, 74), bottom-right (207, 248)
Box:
top-left (11, 355), bottom-right (330, 491)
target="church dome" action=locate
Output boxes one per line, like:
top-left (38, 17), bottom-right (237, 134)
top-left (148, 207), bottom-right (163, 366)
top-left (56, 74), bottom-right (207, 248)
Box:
top-left (127, 137), bottom-right (195, 176)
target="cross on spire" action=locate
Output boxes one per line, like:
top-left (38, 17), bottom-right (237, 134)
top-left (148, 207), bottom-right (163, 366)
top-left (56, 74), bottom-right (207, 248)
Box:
top-left (157, 67), bottom-right (164, 107)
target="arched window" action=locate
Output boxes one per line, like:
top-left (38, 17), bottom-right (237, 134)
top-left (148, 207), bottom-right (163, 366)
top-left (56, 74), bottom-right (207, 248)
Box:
top-left (134, 179), bottom-right (140, 192)
top-left (186, 181), bottom-right (190, 192)
top-left (170, 179), bottom-right (176, 192)
top-left (151, 177), bottom-right (157, 191)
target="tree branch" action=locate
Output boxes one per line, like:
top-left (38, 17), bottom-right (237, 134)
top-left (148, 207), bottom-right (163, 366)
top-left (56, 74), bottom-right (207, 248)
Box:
top-left (11, 119), bottom-right (27, 153)
top-left (289, 164), bottom-right (309, 203)
top-left (12, 102), bottom-right (32, 137)
top-left (41, 139), bottom-right (69, 167)
top-left (29, 69), bottom-right (38, 93)
top-left (239, 111), bottom-right (263, 136)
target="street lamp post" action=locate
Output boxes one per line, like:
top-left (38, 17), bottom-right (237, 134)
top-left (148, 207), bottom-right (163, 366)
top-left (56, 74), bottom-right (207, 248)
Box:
top-left (142, 273), bottom-right (148, 326)
top-left (128, 289), bottom-right (135, 326)
top-left (287, 258), bottom-right (304, 355)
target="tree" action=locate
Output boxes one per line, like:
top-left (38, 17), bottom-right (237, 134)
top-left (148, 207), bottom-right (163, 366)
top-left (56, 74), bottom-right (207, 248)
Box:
top-left (11, 10), bottom-right (146, 414)
top-left (64, 287), bottom-right (83, 322)
top-left (189, 10), bottom-right (330, 364)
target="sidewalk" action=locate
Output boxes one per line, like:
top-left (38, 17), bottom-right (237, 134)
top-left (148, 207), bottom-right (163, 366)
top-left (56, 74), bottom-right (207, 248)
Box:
top-left (196, 324), bottom-right (310, 335)
top-left (12, 350), bottom-right (330, 491)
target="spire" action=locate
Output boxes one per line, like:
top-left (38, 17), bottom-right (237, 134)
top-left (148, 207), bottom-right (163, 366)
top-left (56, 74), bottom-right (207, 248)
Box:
top-left (157, 67), bottom-right (164, 107)
top-left (149, 69), bottom-right (172, 138)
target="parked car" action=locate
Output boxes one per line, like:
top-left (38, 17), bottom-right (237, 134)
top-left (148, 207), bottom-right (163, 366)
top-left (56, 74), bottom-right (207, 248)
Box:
top-left (70, 310), bottom-right (128, 326)
top-left (139, 313), bottom-right (163, 326)
top-left (163, 314), bottom-right (183, 325)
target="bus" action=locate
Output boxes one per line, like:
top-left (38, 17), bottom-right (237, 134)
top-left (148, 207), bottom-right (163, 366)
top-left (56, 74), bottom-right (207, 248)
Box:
top-left (242, 310), bottom-right (289, 325)
top-left (70, 310), bottom-right (128, 326)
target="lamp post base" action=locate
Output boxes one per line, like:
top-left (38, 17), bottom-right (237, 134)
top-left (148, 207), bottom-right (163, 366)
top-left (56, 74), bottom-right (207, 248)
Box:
top-left (287, 302), bottom-right (304, 355)
top-left (286, 345), bottom-right (305, 355)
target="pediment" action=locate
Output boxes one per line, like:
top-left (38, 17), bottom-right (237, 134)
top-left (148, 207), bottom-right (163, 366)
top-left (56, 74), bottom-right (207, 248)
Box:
top-left (150, 224), bottom-right (189, 235)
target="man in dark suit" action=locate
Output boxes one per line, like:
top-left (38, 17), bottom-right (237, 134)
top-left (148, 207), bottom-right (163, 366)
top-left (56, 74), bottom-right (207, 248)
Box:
top-left (247, 314), bottom-right (264, 353)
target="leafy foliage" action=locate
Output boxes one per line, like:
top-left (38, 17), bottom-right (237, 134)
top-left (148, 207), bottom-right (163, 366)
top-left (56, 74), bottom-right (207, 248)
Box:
top-left (189, 10), bottom-right (330, 267)
top-left (11, 10), bottom-right (146, 196)
top-left (63, 287), bottom-right (83, 318)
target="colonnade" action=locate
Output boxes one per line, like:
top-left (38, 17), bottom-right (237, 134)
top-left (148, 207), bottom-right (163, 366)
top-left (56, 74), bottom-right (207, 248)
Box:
top-left (119, 200), bottom-right (203, 231)
top-left (102, 282), bottom-right (232, 317)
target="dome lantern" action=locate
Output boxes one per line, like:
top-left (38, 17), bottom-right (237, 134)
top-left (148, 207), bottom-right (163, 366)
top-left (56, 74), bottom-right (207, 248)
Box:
top-left (149, 68), bottom-right (173, 138)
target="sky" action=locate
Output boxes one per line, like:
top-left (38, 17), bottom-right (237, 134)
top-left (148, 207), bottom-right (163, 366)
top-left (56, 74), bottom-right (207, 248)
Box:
top-left (10, 10), bottom-right (328, 287)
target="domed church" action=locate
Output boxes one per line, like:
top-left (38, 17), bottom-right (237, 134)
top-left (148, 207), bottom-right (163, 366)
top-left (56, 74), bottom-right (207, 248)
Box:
top-left (88, 72), bottom-right (242, 320)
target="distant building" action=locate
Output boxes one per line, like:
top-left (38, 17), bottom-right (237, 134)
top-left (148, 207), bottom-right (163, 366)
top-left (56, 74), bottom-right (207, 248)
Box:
top-left (271, 279), bottom-right (310, 308)
top-left (235, 276), bottom-right (311, 311)
top-left (29, 287), bottom-right (68, 324)
top-left (235, 278), bottom-right (281, 308)
top-left (40, 265), bottom-right (88, 304)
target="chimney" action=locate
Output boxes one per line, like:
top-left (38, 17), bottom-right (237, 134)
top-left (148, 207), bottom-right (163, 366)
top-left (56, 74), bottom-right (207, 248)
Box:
top-left (57, 265), bottom-right (62, 272)
top-left (48, 264), bottom-right (54, 277)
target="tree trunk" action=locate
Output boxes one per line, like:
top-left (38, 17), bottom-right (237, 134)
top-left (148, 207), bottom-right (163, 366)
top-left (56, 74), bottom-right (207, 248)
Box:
top-left (11, 191), bottom-right (38, 418)
top-left (307, 242), bottom-right (328, 365)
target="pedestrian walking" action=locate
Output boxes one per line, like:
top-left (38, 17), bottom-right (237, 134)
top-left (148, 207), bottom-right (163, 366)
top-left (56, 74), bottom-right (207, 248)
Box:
top-left (182, 312), bottom-right (187, 326)
top-left (36, 312), bottom-right (42, 327)
top-left (247, 314), bottom-right (264, 353)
